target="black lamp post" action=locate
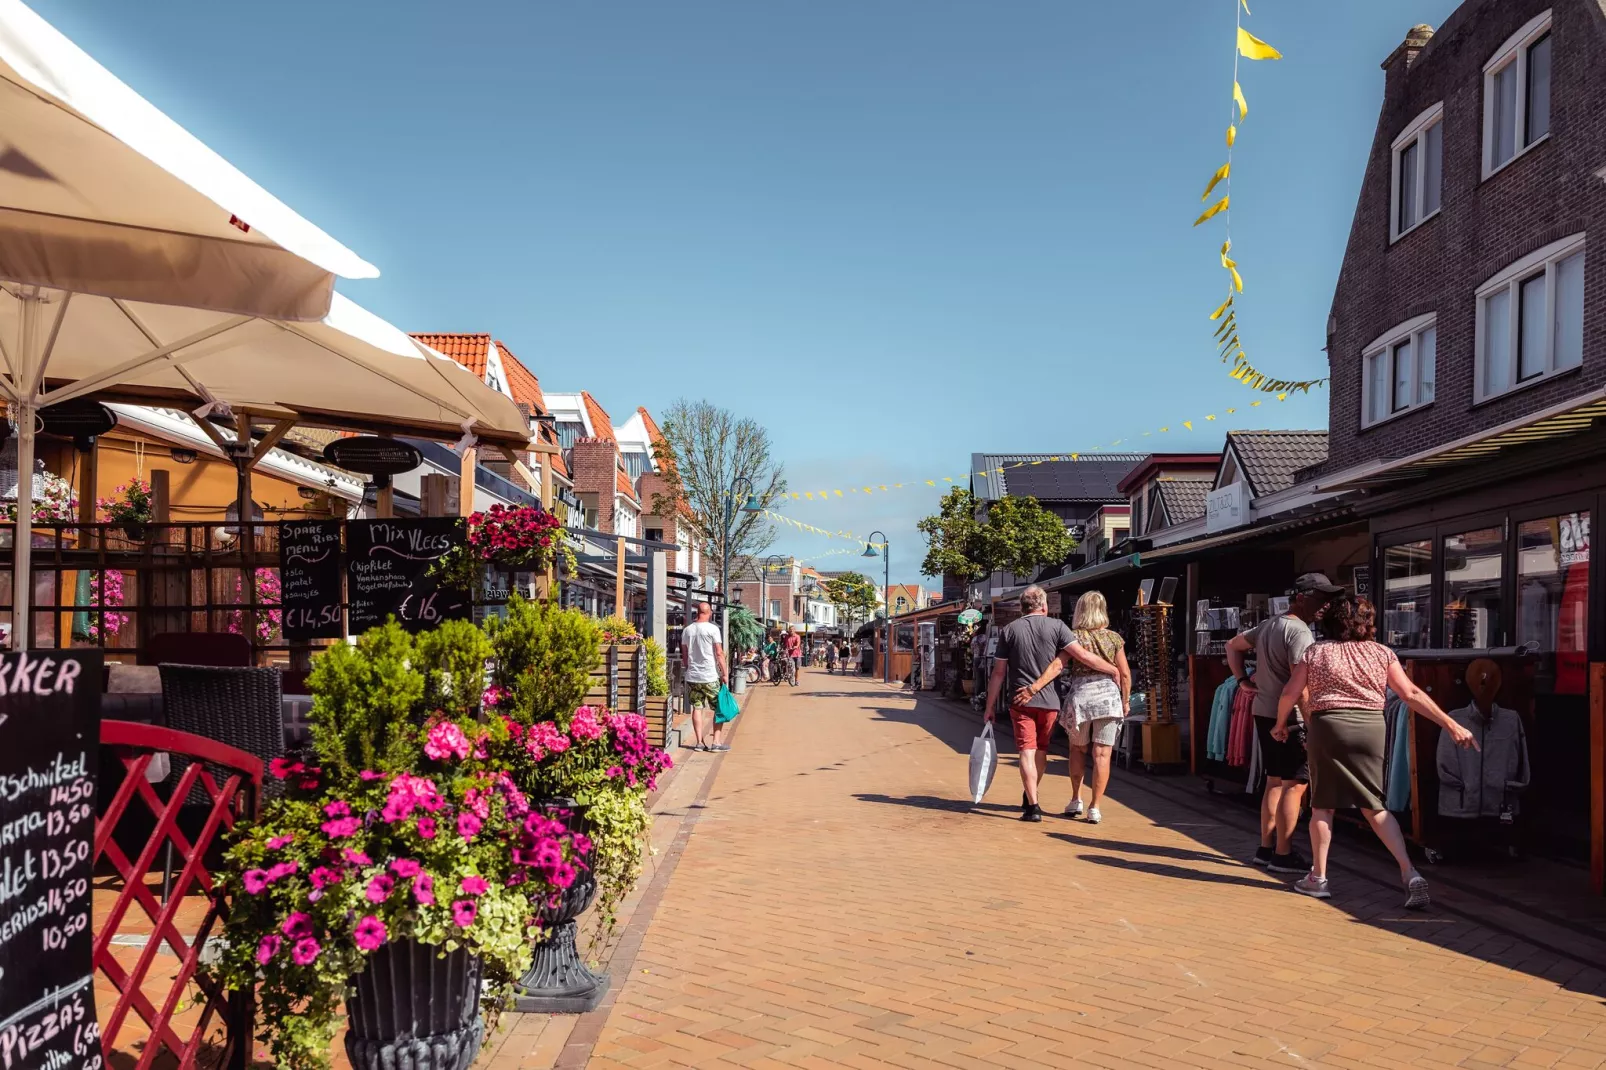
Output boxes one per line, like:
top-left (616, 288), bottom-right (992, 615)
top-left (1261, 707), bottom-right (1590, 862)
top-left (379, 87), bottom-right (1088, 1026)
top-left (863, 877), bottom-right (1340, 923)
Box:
top-left (862, 531), bottom-right (890, 684)
top-left (720, 476), bottom-right (761, 646)
top-left (761, 553), bottom-right (787, 633)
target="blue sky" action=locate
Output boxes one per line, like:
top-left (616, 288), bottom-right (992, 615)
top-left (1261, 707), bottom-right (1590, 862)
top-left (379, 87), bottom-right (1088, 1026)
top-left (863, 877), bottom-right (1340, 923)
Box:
top-left (31, 0), bottom-right (1458, 583)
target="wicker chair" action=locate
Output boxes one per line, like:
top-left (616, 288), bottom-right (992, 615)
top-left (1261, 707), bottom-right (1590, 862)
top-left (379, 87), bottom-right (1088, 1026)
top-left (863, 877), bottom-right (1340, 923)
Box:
top-left (159, 664), bottom-right (287, 804)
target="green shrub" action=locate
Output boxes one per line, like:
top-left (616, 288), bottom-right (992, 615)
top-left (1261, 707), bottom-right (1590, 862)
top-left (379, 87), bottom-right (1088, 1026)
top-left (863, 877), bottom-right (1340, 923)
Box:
top-left (484, 594), bottom-right (601, 721)
top-left (306, 619), bottom-right (425, 779)
top-left (643, 637), bottom-right (669, 696)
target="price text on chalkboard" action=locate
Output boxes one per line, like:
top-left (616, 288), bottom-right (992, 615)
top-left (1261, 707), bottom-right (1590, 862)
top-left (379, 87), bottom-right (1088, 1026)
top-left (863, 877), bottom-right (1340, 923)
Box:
top-left (279, 520), bottom-right (346, 639)
top-left (346, 519), bottom-right (469, 634)
top-left (0, 649), bottom-right (103, 1070)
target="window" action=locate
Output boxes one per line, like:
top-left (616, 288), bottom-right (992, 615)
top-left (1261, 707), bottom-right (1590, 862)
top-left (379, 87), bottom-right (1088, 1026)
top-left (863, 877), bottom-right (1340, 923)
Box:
top-left (1382, 540), bottom-right (1433, 649)
top-left (1483, 11), bottom-right (1552, 177)
top-left (1361, 314), bottom-right (1436, 427)
top-left (1391, 103), bottom-right (1443, 240)
top-left (1476, 233), bottom-right (1585, 400)
top-left (1443, 526), bottom-right (1505, 648)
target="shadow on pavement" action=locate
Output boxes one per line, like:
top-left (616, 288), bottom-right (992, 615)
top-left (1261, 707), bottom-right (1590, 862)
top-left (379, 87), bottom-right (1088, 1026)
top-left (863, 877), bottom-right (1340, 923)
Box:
top-left (852, 792), bottom-right (1019, 816)
top-left (1048, 830), bottom-right (1246, 868)
top-left (1071, 851), bottom-right (1283, 889)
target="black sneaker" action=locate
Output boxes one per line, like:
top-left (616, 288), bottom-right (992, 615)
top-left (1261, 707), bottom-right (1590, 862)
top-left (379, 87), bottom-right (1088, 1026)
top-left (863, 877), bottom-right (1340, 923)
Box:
top-left (1251, 846), bottom-right (1275, 867)
top-left (1268, 851), bottom-right (1310, 874)
top-left (1020, 803), bottom-right (1043, 823)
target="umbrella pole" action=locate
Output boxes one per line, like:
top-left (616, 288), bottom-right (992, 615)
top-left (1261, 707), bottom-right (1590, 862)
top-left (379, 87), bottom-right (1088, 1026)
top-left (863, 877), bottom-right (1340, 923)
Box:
top-left (10, 402), bottom-right (34, 650)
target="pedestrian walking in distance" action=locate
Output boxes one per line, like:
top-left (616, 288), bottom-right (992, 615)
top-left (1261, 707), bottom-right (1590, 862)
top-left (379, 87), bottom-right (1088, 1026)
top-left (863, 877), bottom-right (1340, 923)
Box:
top-left (784, 625), bottom-right (803, 686)
top-left (682, 602), bottom-right (731, 752)
top-left (1015, 591), bottom-right (1130, 825)
top-left (1226, 573), bottom-right (1340, 873)
top-left (986, 585), bottom-right (1118, 822)
top-left (826, 642), bottom-right (838, 675)
top-left (1273, 594), bottom-right (1477, 908)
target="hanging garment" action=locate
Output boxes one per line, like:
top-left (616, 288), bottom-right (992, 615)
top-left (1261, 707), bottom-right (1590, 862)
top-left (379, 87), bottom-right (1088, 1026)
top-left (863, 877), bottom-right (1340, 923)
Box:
top-left (1226, 682), bottom-right (1256, 767)
top-left (1244, 720), bottom-right (1263, 794)
top-left (1386, 693), bottom-right (1413, 813)
top-left (1207, 676), bottom-right (1238, 761)
top-left (1436, 703), bottom-right (1530, 819)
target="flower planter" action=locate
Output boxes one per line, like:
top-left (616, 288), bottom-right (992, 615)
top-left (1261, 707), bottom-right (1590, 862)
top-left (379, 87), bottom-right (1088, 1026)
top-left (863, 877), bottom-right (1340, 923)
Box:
top-left (344, 940), bottom-right (485, 1070)
top-left (512, 871), bottom-right (609, 1013)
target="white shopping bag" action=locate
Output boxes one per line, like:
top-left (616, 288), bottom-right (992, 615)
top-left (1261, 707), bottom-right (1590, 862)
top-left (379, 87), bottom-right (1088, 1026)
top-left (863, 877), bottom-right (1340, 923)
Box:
top-left (969, 722), bottom-right (999, 804)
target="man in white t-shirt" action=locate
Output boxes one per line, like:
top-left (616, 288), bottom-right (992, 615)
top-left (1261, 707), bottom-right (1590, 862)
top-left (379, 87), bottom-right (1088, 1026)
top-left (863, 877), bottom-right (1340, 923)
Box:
top-left (681, 602), bottom-right (729, 752)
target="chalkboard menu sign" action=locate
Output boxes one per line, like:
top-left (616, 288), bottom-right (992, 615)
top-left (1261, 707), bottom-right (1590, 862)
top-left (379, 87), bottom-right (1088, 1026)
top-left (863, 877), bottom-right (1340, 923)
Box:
top-left (346, 519), bottom-right (469, 634)
top-left (0, 649), bottom-right (103, 1069)
top-left (279, 520), bottom-right (345, 639)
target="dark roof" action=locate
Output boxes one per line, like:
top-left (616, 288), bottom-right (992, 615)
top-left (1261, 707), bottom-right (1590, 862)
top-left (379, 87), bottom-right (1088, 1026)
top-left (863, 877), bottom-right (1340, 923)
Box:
top-left (1154, 479), bottom-right (1213, 526)
top-left (1226, 431), bottom-right (1328, 497)
top-left (971, 452), bottom-right (1147, 503)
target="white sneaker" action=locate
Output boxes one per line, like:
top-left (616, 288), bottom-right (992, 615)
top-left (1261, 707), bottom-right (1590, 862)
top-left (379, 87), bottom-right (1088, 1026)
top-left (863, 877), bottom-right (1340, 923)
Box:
top-left (1063, 799), bottom-right (1085, 818)
top-left (1085, 807), bottom-right (1102, 825)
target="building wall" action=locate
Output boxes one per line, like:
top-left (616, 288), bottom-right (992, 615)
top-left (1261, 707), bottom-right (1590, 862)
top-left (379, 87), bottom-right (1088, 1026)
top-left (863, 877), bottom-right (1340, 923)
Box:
top-left (569, 438), bottom-right (619, 532)
top-left (1323, 0), bottom-right (1606, 473)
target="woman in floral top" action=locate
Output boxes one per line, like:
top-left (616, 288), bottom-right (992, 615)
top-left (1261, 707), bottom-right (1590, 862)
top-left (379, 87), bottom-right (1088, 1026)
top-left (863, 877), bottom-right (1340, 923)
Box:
top-left (1274, 594), bottom-right (1476, 909)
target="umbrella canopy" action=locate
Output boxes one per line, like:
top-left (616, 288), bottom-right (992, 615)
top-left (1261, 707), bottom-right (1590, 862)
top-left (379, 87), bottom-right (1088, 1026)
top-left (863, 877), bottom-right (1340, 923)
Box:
top-left (0, 0), bottom-right (375, 320)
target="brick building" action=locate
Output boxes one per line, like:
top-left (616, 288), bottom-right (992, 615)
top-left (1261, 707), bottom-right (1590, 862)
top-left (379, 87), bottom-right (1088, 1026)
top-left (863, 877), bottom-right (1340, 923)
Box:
top-left (544, 392), bottom-right (642, 537)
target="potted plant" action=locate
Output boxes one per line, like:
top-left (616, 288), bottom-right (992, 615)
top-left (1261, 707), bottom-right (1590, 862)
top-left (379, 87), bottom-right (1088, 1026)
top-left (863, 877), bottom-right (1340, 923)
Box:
top-left (3, 469), bottom-right (77, 523)
top-left (641, 637), bottom-right (671, 742)
top-left (212, 620), bottom-right (591, 1070)
top-left (97, 477), bottom-right (153, 540)
top-left (429, 504), bottom-right (570, 594)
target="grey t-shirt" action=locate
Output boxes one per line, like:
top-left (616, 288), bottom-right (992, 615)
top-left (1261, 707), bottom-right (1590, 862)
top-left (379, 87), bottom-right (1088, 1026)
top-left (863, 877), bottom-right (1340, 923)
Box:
top-left (1245, 614), bottom-right (1314, 720)
top-left (998, 614), bottom-right (1075, 710)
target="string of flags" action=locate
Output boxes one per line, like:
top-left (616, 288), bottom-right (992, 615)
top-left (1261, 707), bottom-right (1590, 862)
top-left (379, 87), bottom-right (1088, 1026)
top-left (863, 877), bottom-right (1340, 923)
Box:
top-left (772, 392), bottom-right (1298, 506)
top-left (1195, 1), bottom-right (1328, 396)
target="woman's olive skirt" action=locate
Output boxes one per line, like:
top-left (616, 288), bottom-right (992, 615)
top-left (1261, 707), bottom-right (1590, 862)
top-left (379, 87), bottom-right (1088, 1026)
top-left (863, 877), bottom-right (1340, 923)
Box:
top-left (1307, 707), bottom-right (1387, 811)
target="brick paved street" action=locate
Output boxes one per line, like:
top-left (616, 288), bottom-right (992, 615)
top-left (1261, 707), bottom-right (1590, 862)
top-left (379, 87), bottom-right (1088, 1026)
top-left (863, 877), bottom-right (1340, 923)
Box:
top-left (572, 668), bottom-right (1606, 1070)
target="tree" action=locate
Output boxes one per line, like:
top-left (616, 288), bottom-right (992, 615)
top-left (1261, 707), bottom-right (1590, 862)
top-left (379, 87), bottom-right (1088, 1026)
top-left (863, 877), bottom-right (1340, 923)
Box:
top-left (823, 572), bottom-right (879, 634)
top-left (650, 399), bottom-right (787, 590)
top-left (916, 488), bottom-right (1076, 582)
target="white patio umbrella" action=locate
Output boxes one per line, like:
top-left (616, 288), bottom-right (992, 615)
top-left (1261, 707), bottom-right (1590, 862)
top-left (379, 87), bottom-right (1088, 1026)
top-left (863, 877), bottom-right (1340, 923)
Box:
top-left (0, 0), bottom-right (524, 645)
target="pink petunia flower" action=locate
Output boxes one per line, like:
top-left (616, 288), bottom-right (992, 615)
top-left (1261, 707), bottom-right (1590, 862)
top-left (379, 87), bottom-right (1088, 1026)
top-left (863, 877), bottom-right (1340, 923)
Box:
top-left (416, 816), bottom-right (437, 840)
top-left (424, 721), bottom-right (471, 762)
top-left (366, 874), bottom-right (395, 903)
top-left (457, 812), bottom-right (482, 840)
top-left (451, 900), bottom-right (477, 928)
top-left (359, 769), bottom-right (385, 781)
top-left (460, 875), bottom-right (489, 896)
top-left (413, 873), bottom-right (435, 906)
top-left (321, 816), bottom-right (361, 838)
top-left (323, 801), bottom-right (351, 818)
top-left (242, 869), bottom-right (270, 895)
top-left (354, 915), bottom-right (387, 951)
top-left (291, 937), bottom-right (322, 965)
top-left (267, 833), bottom-right (295, 850)
top-left (266, 861), bottom-right (299, 883)
top-left (256, 935), bottom-right (282, 964)
top-left (281, 912), bottom-right (313, 939)
top-left (390, 859), bottom-right (422, 878)
top-left (310, 866), bottom-right (340, 889)
top-left (342, 848), bottom-right (372, 866)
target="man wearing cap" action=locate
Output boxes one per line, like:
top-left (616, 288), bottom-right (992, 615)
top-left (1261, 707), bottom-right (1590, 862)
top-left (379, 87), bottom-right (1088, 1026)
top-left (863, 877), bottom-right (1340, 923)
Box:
top-left (1226, 573), bottom-right (1342, 872)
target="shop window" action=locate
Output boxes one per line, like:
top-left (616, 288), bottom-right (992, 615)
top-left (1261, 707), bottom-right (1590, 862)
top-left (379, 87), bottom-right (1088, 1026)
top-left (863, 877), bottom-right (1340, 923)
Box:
top-left (1517, 513), bottom-right (1589, 694)
top-left (1475, 233), bottom-right (1585, 401)
top-left (1382, 540), bottom-right (1432, 649)
top-left (1443, 526), bottom-right (1505, 648)
top-left (1483, 11), bottom-right (1551, 178)
top-left (1392, 103), bottom-right (1443, 240)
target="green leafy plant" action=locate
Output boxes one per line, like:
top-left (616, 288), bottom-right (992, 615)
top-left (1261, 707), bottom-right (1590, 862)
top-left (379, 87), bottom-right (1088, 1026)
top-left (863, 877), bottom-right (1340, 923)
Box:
top-left (917, 487), bottom-right (1076, 583)
top-left (212, 621), bottom-right (590, 1069)
top-left (727, 606), bottom-right (762, 652)
top-left (484, 595), bottom-right (601, 721)
top-left (597, 615), bottom-right (638, 644)
top-left (96, 478), bottom-right (154, 525)
top-left (642, 637), bottom-right (669, 697)
top-left (823, 572), bottom-right (879, 635)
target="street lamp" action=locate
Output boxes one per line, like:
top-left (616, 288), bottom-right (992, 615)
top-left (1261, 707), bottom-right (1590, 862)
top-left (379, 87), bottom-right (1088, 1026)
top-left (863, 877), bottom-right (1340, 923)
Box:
top-left (800, 579), bottom-right (822, 660)
top-left (720, 476), bottom-right (762, 645)
top-left (761, 553), bottom-right (787, 635)
top-left (862, 531), bottom-right (890, 684)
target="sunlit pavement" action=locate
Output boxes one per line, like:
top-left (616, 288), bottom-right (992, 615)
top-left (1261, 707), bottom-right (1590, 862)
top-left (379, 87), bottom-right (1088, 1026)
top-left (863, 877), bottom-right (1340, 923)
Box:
top-left (509, 669), bottom-right (1606, 1069)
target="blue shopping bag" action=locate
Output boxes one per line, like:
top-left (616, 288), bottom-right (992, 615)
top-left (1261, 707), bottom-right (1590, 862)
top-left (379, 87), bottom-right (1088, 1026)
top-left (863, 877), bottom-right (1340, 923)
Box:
top-left (715, 684), bottom-right (740, 724)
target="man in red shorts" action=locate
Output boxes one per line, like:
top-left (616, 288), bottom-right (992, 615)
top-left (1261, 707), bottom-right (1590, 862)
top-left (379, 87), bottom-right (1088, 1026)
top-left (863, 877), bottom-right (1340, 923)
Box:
top-left (985, 585), bottom-right (1118, 821)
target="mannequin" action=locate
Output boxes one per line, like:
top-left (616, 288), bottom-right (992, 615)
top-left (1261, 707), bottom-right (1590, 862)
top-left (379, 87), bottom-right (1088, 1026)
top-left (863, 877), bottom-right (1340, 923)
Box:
top-left (1433, 658), bottom-right (1530, 861)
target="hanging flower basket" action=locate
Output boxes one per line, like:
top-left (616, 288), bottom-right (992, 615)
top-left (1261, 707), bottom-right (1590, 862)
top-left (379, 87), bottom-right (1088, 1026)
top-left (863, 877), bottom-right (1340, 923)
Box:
top-left (429, 504), bottom-right (568, 592)
top-left (97, 478), bottom-right (153, 540)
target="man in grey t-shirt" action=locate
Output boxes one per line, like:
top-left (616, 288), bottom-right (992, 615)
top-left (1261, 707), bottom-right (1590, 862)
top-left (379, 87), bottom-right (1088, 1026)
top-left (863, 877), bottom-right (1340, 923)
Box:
top-left (1226, 572), bottom-right (1340, 871)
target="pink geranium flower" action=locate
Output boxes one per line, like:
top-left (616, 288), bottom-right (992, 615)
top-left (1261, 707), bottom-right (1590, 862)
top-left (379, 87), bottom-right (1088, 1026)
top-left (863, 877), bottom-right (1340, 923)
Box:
top-left (424, 721), bottom-right (471, 761)
top-left (354, 915), bottom-right (387, 951)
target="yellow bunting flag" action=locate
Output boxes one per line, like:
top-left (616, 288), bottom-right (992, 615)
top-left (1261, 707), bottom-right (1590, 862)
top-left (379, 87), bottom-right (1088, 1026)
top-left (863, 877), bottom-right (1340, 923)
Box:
top-left (1201, 162), bottom-right (1230, 202)
top-left (1193, 196), bottom-right (1229, 227)
top-left (1233, 81), bottom-right (1248, 120)
top-left (1236, 27), bottom-right (1282, 60)
top-left (1226, 124), bottom-right (1236, 147)
top-left (1210, 296), bottom-right (1233, 321)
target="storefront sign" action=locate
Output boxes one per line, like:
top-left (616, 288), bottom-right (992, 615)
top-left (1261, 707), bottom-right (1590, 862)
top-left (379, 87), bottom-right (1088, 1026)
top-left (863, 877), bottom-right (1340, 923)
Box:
top-left (1352, 565), bottom-right (1370, 599)
top-left (1205, 482), bottom-right (1249, 533)
top-left (346, 519), bottom-right (469, 634)
top-left (279, 520), bottom-right (345, 639)
top-left (1560, 512), bottom-right (1590, 566)
top-left (0, 650), bottom-right (102, 1070)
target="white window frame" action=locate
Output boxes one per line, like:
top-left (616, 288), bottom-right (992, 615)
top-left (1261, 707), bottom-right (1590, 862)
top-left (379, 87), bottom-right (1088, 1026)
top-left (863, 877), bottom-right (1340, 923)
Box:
top-left (1482, 10), bottom-right (1553, 179)
top-left (1391, 103), bottom-right (1444, 242)
top-left (1474, 232), bottom-right (1586, 403)
top-left (1360, 313), bottom-right (1438, 428)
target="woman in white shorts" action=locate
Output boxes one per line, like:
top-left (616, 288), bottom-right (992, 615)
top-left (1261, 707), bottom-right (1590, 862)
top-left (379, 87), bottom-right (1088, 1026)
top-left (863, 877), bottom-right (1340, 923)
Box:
top-left (1014, 591), bottom-right (1131, 824)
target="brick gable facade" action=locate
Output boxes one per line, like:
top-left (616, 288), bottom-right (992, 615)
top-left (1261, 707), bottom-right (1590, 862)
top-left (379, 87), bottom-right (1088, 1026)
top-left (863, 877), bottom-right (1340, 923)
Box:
top-left (1322, 0), bottom-right (1606, 474)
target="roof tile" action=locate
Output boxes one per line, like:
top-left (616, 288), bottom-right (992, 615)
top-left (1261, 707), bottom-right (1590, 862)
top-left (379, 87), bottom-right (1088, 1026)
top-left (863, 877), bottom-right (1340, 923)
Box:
top-left (1226, 430), bottom-right (1329, 496)
top-left (410, 333), bottom-right (491, 378)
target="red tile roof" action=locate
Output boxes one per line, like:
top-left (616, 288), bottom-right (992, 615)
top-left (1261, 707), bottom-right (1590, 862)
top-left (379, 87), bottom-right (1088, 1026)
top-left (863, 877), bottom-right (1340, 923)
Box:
top-left (495, 341), bottom-right (545, 415)
top-left (636, 406), bottom-right (664, 444)
top-left (410, 333), bottom-right (491, 378)
top-left (582, 392), bottom-right (615, 442)
top-left (616, 467), bottom-right (638, 503)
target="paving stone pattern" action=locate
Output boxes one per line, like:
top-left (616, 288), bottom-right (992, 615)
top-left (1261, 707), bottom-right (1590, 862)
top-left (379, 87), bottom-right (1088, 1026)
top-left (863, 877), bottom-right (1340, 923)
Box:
top-left (581, 670), bottom-right (1606, 1069)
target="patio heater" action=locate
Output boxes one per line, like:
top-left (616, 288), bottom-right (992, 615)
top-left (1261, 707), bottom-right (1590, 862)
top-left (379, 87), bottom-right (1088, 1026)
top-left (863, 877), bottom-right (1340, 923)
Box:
top-left (862, 532), bottom-right (890, 683)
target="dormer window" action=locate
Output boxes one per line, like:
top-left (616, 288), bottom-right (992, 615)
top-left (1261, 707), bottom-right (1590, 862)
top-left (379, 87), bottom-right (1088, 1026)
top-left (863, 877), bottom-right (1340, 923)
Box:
top-left (1391, 103), bottom-right (1443, 241)
top-left (1483, 11), bottom-right (1552, 178)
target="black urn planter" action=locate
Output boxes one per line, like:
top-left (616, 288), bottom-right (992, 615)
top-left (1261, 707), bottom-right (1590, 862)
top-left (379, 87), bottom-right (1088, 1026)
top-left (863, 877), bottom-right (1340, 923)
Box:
top-left (345, 940), bottom-right (485, 1070)
top-left (513, 797), bottom-right (609, 1013)
top-left (512, 871), bottom-right (609, 1013)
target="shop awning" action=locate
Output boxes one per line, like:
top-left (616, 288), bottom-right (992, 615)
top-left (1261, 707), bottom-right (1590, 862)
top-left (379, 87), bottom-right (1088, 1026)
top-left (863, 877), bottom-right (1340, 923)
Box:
top-left (1140, 506), bottom-right (1355, 562)
top-left (1318, 388), bottom-right (1606, 491)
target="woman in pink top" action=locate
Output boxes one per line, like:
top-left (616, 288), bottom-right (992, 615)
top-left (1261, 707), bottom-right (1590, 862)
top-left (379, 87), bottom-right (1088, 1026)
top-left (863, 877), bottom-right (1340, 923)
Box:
top-left (1274, 595), bottom-right (1476, 909)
